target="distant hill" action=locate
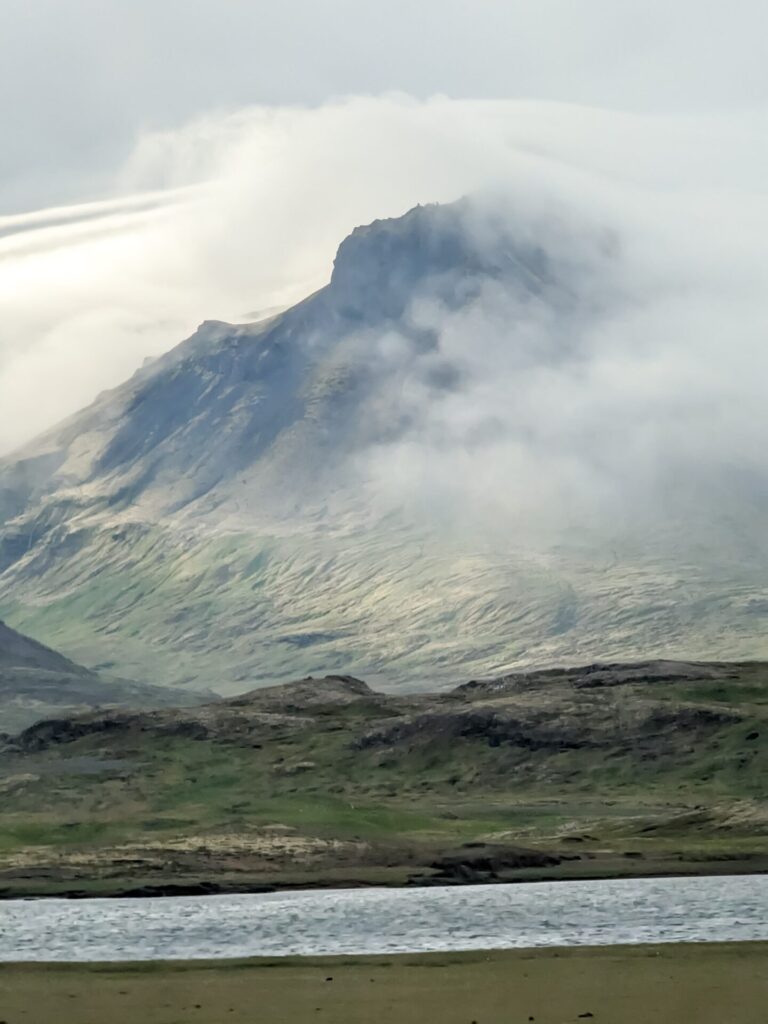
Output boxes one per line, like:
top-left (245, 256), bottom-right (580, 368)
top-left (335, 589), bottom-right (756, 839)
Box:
top-left (1, 196), bottom-right (768, 691)
top-left (0, 618), bottom-right (88, 675)
top-left (1, 660), bottom-right (765, 896)
top-left (0, 619), bottom-right (206, 733)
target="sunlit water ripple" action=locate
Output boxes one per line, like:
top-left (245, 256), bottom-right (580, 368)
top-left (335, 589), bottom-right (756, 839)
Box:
top-left (1, 874), bottom-right (767, 962)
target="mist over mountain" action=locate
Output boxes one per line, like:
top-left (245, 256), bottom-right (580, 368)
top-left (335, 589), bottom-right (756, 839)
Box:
top-left (0, 194), bottom-right (767, 692)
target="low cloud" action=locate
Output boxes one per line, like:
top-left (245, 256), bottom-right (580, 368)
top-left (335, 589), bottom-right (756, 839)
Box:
top-left (346, 172), bottom-right (768, 545)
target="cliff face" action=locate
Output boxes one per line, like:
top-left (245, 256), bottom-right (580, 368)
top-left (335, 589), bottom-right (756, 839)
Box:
top-left (0, 197), bottom-right (767, 693)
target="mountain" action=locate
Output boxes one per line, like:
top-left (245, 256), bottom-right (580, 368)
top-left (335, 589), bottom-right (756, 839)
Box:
top-left (1, 196), bottom-right (768, 692)
top-left (0, 618), bottom-right (205, 733)
top-left (1, 661), bottom-right (766, 895)
top-left (0, 617), bottom-right (87, 675)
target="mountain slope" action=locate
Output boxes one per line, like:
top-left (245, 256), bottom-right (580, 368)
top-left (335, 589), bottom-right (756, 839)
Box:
top-left (1, 196), bottom-right (767, 691)
top-left (0, 619), bottom-right (205, 733)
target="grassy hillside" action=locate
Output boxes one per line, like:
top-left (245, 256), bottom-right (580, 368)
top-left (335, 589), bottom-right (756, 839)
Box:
top-left (0, 662), bottom-right (765, 896)
top-left (4, 517), bottom-right (768, 697)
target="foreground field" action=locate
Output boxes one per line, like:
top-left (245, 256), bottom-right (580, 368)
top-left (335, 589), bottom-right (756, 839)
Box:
top-left (1, 943), bottom-right (766, 1024)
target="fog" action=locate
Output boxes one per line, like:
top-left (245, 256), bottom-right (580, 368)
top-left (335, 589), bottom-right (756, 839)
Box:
top-left (324, 174), bottom-right (768, 546)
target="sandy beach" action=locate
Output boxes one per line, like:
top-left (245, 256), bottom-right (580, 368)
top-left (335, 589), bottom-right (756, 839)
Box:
top-left (1, 942), bottom-right (766, 1024)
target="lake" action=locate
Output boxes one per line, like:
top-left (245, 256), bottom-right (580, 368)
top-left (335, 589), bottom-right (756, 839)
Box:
top-left (1, 874), bottom-right (767, 962)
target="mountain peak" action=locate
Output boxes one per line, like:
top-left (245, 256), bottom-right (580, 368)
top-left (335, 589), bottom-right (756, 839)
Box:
top-left (329, 197), bottom-right (552, 322)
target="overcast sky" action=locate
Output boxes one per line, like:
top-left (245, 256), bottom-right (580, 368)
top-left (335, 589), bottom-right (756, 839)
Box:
top-left (2, 0), bottom-right (767, 213)
top-left (1, 1), bottom-right (767, 454)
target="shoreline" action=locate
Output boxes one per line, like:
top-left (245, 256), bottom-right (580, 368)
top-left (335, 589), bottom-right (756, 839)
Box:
top-left (3, 856), bottom-right (765, 905)
top-left (3, 938), bottom-right (767, 968)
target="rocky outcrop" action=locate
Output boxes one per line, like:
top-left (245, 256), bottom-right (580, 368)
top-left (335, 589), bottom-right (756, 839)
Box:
top-left (357, 707), bottom-right (592, 752)
top-left (412, 843), bottom-right (562, 885)
top-left (227, 675), bottom-right (379, 711)
top-left (455, 660), bottom-right (751, 697)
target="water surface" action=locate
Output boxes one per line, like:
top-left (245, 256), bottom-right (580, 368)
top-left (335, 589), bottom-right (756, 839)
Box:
top-left (1, 874), bottom-right (766, 962)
